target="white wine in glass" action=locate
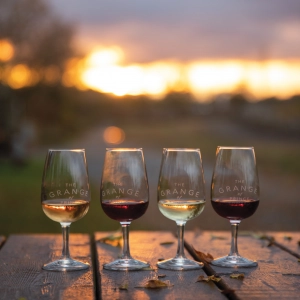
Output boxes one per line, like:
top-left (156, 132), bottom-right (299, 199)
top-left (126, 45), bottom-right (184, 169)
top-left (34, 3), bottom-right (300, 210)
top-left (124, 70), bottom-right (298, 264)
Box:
top-left (41, 149), bottom-right (90, 271)
top-left (157, 148), bottom-right (206, 270)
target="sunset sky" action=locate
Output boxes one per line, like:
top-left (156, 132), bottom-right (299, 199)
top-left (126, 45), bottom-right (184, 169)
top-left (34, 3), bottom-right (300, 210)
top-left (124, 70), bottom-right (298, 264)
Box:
top-left (3, 1), bottom-right (300, 100)
top-left (48, 0), bottom-right (300, 63)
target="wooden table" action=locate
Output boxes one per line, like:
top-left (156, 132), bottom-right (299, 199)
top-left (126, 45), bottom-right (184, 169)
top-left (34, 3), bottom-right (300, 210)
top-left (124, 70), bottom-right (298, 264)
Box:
top-left (0, 231), bottom-right (299, 299)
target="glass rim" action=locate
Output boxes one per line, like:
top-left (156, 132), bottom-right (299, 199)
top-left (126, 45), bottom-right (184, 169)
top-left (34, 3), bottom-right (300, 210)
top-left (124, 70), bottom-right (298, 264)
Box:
top-left (163, 148), bottom-right (200, 151)
top-left (217, 146), bottom-right (254, 150)
top-left (106, 148), bottom-right (143, 151)
top-left (48, 149), bottom-right (85, 152)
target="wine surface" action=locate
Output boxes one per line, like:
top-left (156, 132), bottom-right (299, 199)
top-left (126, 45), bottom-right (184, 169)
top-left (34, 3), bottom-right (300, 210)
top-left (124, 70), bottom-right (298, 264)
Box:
top-left (211, 198), bottom-right (259, 220)
top-left (158, 199), bottom-right (205, 222)
top-left (101, 199), bottom-right (148, 222)
top-left (42, 199), bottom-right (89, 223)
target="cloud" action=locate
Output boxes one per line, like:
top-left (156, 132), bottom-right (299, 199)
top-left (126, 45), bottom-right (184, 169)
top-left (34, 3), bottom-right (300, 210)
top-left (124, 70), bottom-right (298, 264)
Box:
top-left (49, 0), bottom-right (300, 61)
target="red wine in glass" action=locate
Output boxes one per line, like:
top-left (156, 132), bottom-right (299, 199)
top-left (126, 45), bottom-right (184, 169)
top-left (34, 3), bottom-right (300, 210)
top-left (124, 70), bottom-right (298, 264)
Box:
top-left (101, 200), bottom-right (148, 222)
top-left (210, 146), bottom-right (260, 268)
top-left (100, 148), bottom-right (150, 271)
top-left (211, 198), bottom-right (259, 220)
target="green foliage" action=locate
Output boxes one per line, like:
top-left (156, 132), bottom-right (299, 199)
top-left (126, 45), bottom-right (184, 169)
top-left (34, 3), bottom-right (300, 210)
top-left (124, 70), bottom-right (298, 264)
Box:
top-left (0, 159), bottom-right (116, 236)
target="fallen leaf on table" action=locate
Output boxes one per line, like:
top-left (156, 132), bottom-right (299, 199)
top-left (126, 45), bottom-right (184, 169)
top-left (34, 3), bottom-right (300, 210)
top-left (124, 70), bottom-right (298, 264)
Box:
top-left (196, 275), bottom-right (221, 283)
top-left (160, 241), bottom-right (174, 245)
top-left (210, 234), bottom-right (227, 240)
top-left (192, 247), bottom-right (214, 263)
top-left (267, 237), bottom-right (275, 247)
top-left (136, 279), bottom-right (173, 289)
top-left (119, 282), bottom-right (128, 290)
top-left (239, 231), bottom-right (253, 236)
top-left (230, 273), bottom-right (245, 280)
top-left (97, 233), bottom-right (122, 247)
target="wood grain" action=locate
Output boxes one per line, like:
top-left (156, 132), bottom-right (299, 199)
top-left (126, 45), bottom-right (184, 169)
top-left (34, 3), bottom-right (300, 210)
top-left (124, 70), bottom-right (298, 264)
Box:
top-left (266, 232), bottom-right (300, 258)
top-left (94, 231), bottom-right (225, 300)
top-left (0, 234), bottom-right (95, 300)
top-left (185, 231), bottom-right (300, 299)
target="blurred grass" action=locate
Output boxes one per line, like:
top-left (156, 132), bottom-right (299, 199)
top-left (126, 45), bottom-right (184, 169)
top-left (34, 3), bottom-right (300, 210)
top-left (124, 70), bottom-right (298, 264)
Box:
top-left (0, 159), bottom-right (116, 236)
top-left (123, 118), bottom-right (300, 176)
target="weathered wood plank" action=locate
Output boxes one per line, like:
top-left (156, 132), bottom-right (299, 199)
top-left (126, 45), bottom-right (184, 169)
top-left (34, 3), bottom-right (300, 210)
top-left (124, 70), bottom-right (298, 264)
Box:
top-left (185, 231), bottom-right (300, 299)
top-left (266, 232), bottom-right (300, 258)
top-left (0, 234), bottom-right (95, 300)
top-left (94, 231), bottom-right (225, 300)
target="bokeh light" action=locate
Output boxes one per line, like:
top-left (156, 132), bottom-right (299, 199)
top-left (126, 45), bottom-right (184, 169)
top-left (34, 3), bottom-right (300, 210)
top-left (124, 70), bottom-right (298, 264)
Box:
top-left (0, 39), bottom-right (14, 62)
top-left (103, 126), bottom-right (125, 144)
top-left (6, 64), bottom-right (39, 89)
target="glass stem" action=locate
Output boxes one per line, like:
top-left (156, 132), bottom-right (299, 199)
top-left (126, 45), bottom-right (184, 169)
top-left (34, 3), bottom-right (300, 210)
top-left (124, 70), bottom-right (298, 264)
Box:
top-left (229, 220), bottom-right (240, 257)
top-left (61, 223), bottom-right (71, 261)
top-left (175, 222), bottom-right (186, 259)
top-left (121, 223), bottom-right (131, 260)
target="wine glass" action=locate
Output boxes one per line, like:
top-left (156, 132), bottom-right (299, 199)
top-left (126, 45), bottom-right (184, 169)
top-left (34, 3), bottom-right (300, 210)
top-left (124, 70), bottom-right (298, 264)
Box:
top-left (41, 149), bottom-right (90, 271)
top-left (100, 148), bottom-right (150, 271)
top-left (211, 146), bottom-right (260, 267)
top-left (157, 148), bottom-right (206, 270)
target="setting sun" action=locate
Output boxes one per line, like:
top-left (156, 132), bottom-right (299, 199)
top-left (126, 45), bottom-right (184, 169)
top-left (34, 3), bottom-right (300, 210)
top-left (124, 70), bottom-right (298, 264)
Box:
top-left (66, 47), bottom-right (300, 101)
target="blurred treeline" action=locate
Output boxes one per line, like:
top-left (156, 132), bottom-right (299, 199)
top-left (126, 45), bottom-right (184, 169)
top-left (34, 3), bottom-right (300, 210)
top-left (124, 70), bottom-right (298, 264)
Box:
top-left (1, 0), bottom-right (300, 163)
top-left (1, 84), bottom-right (300, 155)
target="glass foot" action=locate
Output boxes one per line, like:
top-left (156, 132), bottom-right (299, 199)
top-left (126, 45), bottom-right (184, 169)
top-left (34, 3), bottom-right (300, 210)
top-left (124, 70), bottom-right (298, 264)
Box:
top-left (211, 255), bottom-right (257, 268)
top-left (42, 258), bottom-right (90, 271)
top-left (157, 257), bottom-right (203, 270)
top-left (103, 258), bottom-right (150, 271)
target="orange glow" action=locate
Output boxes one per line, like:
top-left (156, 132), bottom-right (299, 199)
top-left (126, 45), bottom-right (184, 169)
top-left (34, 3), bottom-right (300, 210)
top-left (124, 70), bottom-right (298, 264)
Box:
top-left (62, 46), bottom-right (300, 100)
top-left (44, 65), bottom-right (60, 84)
top-left (103, 126), bottom-right (125, 144)
top-left (0, 39), bottom-right (14, 61)
top-left (6, 64), bottom-right (39, 89)
top-left (80, 48), bottom-right (183, 97)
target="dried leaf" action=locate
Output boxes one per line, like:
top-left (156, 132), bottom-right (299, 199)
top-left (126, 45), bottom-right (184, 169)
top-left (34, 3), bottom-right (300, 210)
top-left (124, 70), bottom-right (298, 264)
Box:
top-left (267, 237), bottom-right (275, 247)
top-left (210, 234), bottom-right (227, 240)
top-left (196, 275), bottom-right (221, 283)
top-left (119, 282), bottom-right (128, 290)
top-left (136, 279), bottom-right (173, 289)
top-left (239, 231), bottom-right (253, 236)
top-left (251, 233), bottom-right (270, 240)
top-left (193, 247), bottom-right (214, 263)
top-left (160, 241), bottom-right (174, 245)
top-left (98, 233), bottom-right (122, 247)
top-left (230, 273), bottom-right (245, 280)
